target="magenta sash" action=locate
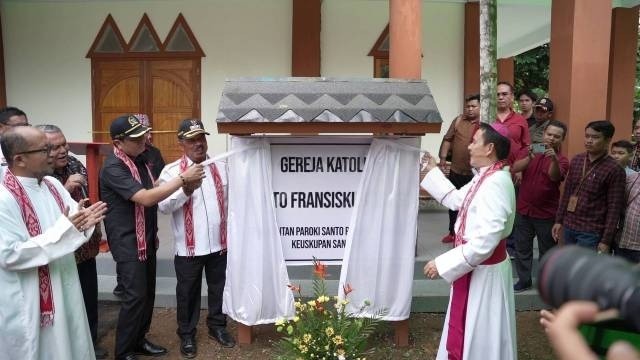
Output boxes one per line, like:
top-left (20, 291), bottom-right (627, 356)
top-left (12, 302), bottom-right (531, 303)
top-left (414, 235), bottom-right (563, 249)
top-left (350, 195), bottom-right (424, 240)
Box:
top-left (446, 240), bottom-right (507, 360)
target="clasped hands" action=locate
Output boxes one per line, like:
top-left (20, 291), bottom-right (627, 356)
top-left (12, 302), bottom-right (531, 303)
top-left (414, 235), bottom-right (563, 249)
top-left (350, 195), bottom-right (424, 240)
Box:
top-left (65, 199), bottom-right (107, 233)
top-left (423, 260), bottom-right (440, 280)
top-left (180, 164), bottom-right (206, 196)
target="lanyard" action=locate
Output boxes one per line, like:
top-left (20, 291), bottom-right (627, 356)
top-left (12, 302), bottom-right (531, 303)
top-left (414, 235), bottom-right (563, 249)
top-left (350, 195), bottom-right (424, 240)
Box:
top-left (573, 153), bottom-right (607, 195)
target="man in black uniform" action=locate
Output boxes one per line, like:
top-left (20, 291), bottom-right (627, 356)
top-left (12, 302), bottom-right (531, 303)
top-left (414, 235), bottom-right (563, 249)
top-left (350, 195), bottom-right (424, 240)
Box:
top-left (100, 115), bottom-right (205, 360)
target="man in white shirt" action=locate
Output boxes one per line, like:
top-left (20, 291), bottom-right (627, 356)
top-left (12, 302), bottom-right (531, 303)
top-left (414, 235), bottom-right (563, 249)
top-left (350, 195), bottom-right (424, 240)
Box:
top-left (158, 119), bottom-right (235, 358)
top-left (0, 126), bottom-right (107, 359)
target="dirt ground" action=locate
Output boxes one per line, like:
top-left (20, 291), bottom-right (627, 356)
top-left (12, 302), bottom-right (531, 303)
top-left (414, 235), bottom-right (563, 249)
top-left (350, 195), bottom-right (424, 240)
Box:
top-left (97, 302), bottom-right (554, 360)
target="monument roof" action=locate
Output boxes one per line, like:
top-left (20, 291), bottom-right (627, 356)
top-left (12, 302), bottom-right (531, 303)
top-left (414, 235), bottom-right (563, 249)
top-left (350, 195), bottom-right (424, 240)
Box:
top-left (215, 78), bottom-right (442, 135)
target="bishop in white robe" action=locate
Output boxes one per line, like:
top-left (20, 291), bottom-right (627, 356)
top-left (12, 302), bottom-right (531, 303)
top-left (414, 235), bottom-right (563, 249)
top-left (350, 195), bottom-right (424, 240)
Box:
top-left (421, 122), bottom-right (517, 360)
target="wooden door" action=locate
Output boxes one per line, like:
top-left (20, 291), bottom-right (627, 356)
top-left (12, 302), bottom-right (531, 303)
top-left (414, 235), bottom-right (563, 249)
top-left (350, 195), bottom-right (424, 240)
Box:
top-left (92, 59), bottom-right (200, 162)
top-left (92, 60), bottom-right (143, 143)
top-left (149, 59), bottom-right (200, 161)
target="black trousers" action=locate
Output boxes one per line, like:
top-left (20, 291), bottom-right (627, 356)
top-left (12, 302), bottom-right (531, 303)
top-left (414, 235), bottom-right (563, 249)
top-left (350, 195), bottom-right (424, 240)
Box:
top-left (447, 171), bottom-right (474, 235)
top-left (77, 257), bottom-right (98, 344)
top-left (174, 251), bottom-right (227, 340)
top-left (513, 214), bottom-right (556, 284)
top-left (115, 254), bottom-right (157, 358)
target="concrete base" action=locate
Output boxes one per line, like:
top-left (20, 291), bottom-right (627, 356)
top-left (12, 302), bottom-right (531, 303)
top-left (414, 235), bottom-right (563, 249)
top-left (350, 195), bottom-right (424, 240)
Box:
top-left (97, 209), bottom-right (548, 311)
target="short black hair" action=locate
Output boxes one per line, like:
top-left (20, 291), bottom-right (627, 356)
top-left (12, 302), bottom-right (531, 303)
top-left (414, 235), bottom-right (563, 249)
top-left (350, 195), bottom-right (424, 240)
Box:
top-left (544, 120), bottom-right (567, 140)
top-left (0, 128), bottom-right (29, 166)
top-left (516, 89), bottom-right (538, 102)
top-left (497, 81), bottom-right (514, 93)
top-left (479, 122), bottom-right (511, 161)
top-left (465, 94), bottom-right (480, 103)
top-left (611, 139), bottom-right (634, 153)
top-left (0, 107), bottom-right (27, 125)
top-left (585, 120), bottom-right (615, 139)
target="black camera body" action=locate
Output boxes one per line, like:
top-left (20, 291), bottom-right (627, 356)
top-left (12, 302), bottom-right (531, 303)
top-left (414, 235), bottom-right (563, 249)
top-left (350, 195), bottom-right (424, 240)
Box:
top-left (538, 245), bottom-right (640, 331)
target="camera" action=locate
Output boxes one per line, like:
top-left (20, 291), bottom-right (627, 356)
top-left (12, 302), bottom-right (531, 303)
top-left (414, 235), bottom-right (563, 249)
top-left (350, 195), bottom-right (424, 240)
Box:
top-left (531, 143), bottom-right (546, 154)
top-left (537, 245), bottom-right (640, 331)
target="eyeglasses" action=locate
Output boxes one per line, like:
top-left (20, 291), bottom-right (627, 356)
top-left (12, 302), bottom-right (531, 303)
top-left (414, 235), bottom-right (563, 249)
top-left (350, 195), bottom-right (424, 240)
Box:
top-left (17, 144), bottom-right (52, 156)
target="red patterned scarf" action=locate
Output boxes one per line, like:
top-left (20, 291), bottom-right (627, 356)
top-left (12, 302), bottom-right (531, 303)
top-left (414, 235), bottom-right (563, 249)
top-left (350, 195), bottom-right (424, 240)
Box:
top-left (446, 161), bottom-right (506, 360)
top-left (180, 155), bottom-right (227, 256)
top-left (3, 170), bottom-right (65, 327)
top-left (113, 146), bottom-right (154, 261)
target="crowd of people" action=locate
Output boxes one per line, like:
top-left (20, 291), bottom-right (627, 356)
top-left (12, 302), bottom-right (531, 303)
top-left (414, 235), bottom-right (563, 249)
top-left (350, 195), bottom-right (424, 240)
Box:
top-left (0, 109), bottom-right (234, 360)
top-left (426, 81), bottom-right (640, 359)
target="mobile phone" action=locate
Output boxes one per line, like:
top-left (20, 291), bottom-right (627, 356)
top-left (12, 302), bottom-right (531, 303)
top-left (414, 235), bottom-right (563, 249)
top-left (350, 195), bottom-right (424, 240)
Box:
top-left (532, 143), bottom-right (546, 154)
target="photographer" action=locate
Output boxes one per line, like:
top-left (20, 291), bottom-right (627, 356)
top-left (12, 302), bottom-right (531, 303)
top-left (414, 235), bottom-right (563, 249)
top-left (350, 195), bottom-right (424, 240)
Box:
top-left (510, 120), bottom-right (569, 292)
top-left (540, 302), bottom-right (639, 360)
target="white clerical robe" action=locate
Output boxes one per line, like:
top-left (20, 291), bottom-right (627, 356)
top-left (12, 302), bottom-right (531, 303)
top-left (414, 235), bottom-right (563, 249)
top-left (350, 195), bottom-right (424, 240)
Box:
top-left (421, 166), bottom-right (517, 360)
top-left (0, 176), bottom-right (95, 360)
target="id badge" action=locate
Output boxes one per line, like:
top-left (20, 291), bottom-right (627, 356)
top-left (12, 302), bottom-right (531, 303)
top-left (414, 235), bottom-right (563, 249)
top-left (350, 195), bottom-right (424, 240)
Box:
top-left (567, 195), bottom-right (579, 212)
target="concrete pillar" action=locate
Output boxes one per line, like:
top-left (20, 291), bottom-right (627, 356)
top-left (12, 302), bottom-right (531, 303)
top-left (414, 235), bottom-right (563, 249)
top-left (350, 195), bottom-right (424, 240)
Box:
top-left (549, 0), bottom-right (613, 157)
top-left (607, 6), bottom-right (639, 140)
top-left (497, 57), bottom-right (514, 86)
top-left (388, 0), bottom-right (421, 345)
top-left (291, 0), bottom-right (321, 77)
top-left (389, 0), bottom-right (422, 79)
top-left (463, 2), bottom-right (480, 96)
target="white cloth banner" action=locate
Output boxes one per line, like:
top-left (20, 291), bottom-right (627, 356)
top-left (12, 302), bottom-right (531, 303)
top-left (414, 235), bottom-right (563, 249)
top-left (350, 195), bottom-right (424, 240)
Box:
top-left (222, 137), bottom-right (295, 325)
top-left (338, 138), bottom-right (420, 321)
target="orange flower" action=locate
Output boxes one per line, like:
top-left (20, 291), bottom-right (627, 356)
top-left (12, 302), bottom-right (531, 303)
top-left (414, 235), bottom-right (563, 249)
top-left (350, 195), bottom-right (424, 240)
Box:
top-left (342, 283), bottom-right (353, 296)
top-left (312, 257), bottom-right (328, 279)
top-left (287, 284), bottom-right (302, 294)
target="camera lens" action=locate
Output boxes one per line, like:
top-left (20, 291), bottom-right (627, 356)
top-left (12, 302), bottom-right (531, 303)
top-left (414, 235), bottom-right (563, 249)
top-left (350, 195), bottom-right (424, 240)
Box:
top-left (538, 245), bottom-right (640, 330)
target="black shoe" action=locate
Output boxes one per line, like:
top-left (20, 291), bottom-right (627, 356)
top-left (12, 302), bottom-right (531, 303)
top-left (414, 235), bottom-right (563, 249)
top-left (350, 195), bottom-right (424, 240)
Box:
top-left (134, 338), bottom-right (168, 357)
top-left (180, 338), bottom-right (197, 358)
top-left (208, 327), bottom-right (236, 348)
top-left (514, 281), bottom-right (532, 293)
top-left (94, 345), bottom-right (109, 359)
top-left (113, 285), bottom-right (124, 299)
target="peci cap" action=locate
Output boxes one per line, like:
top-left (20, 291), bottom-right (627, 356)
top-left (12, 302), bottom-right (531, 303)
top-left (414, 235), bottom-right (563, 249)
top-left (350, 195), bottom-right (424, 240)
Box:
top-left (110, 115), bottom-right (150, 140)
top-left (534, 97), bottom-right (554, 112)
top-left (177, 119), bottom-right (210, 139)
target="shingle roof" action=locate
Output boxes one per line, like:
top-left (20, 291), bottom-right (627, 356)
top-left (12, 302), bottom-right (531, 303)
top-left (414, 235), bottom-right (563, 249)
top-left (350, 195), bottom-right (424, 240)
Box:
top-left (216, 78), bottom-right (442, 124)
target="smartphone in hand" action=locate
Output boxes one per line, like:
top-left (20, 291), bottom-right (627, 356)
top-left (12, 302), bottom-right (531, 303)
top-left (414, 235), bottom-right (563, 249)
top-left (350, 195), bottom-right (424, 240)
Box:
top-left (532, 143), bottom-right (546, 154)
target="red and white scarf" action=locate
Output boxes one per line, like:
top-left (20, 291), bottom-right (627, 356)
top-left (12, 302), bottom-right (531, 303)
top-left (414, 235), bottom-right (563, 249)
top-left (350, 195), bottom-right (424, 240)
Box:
top-left (113, 146), bottom-right (154, 261)
top-left (446, 161), bottom-right (507, 360)
top-left (180, 155), bottom-right (227, 257)
top-left (3, 170), bottom-right (66, 327)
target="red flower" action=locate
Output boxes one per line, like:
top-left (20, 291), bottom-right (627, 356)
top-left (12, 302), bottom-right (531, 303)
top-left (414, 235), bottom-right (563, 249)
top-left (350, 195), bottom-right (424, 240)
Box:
top-left (312, 257), bottom-right (328, 279)
top-left (342, 283), bottom-right (353, 296)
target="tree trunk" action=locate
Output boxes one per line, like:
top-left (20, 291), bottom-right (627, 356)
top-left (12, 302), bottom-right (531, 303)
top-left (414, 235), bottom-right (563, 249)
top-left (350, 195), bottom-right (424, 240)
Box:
top-left (479, 0), bottom-right (497, 124)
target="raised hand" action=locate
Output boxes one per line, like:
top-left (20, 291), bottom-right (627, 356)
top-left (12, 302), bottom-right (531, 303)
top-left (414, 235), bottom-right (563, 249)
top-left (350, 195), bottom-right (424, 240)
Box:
top-left (181, 164), bottom-right (206, 187)
top-left (68, 200), bottom-right (107, 232)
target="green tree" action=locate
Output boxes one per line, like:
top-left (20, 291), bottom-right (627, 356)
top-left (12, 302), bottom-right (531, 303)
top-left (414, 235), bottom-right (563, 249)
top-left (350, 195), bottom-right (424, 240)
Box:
top-left (514, 43), bottom-right (549, 97)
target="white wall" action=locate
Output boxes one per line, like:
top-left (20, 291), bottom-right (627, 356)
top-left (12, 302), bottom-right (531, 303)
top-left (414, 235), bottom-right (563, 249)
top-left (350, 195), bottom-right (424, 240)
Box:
top-left (322, 0), bottom-right (464, 154)
top-left (3, 0), bottom-right (464, 156)
top-left (2, 0), bottom-right (292, 154)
